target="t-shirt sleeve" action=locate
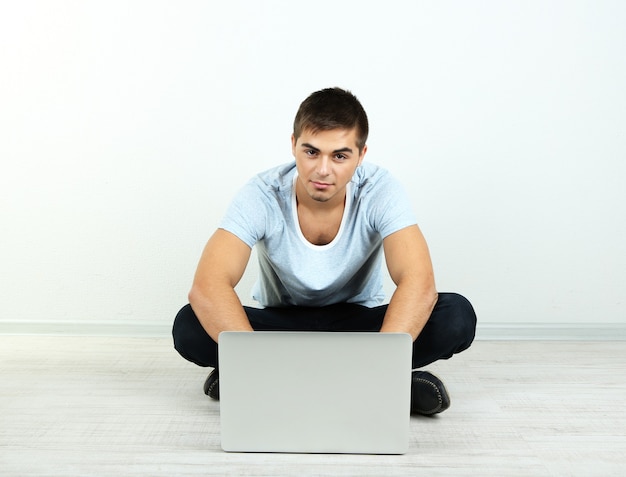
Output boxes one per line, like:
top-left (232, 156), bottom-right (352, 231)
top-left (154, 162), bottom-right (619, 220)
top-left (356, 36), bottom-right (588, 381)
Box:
top-left (367, 171), bottom-right (418, 238)
top-left (218, 179), bottom-right (268, 248)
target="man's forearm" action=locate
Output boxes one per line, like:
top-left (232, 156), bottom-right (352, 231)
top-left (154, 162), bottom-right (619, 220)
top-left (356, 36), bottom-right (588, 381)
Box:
top-left (188, 285), bottom-right (253, 342)
top-left (380, 284), bottom-right (438, 341)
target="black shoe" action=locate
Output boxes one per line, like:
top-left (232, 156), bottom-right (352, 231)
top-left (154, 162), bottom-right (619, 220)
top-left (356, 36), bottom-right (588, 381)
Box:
top-left (411, 371), bottom-right (450, 415)
top-left (203, 369), bottom-right (219, 400)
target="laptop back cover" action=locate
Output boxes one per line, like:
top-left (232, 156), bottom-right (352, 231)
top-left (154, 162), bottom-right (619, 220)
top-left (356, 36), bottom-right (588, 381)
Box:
top-left (218, 331), bottom-right (412, 454)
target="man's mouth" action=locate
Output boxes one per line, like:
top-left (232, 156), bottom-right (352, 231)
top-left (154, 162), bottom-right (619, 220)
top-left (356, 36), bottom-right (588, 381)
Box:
top-left (311, 181), bottom-right (331, 190)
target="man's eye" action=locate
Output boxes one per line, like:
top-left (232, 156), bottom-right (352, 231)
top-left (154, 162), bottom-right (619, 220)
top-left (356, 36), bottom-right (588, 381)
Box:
top-left (306, 150), bottom-right (317, 156)
top-left (334, 154), bottom-right (346, 161)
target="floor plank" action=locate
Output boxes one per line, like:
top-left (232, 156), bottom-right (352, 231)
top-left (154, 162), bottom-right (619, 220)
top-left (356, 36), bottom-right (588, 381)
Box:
top-left (1, 337), bottom-right (625, 476)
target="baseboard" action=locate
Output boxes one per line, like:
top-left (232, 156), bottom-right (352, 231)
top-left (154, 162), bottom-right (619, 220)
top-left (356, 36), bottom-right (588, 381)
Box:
top-left (0, 321), bottom-right (625, 340)
top-left (0, 320), bottom-right (172, 337)
top-left (475, 322), bottom-right (626, 340)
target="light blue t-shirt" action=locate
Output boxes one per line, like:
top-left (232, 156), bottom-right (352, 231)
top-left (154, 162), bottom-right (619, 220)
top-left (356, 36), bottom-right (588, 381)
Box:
top-left (219, 161), bottom-right (417, 308)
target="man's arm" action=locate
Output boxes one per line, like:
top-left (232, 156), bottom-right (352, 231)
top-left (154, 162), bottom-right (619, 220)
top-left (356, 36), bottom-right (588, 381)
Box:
top-left (380, 225), bottom-right (438, 341)
top-left (188, 229), bottom-right (254, 342)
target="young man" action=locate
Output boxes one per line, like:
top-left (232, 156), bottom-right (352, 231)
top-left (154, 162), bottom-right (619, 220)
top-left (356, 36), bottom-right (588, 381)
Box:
top-left (173, 87), bottom-right (476, 415)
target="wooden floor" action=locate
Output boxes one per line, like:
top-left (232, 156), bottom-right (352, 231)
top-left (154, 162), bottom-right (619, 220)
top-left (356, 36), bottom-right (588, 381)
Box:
top-left (1, 336), bottom-right (625, 476)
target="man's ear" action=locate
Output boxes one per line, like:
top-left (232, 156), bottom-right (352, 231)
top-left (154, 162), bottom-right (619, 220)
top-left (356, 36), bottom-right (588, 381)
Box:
top-left (358, 144), bottom-right (368, 166)
top-left (291, 134), bottom-right (297, 156)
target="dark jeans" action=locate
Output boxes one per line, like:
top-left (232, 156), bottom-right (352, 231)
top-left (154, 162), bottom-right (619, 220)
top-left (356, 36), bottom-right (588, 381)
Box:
top-left (172, 293), bottom-right (477, 370)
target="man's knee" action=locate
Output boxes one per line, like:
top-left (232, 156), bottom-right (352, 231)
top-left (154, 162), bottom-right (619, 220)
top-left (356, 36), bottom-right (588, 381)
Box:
top-left (172, 304), bottom-right (217, 367)
top-left (436, 292), bottom-right (477, 351)
top-left (440, 293), bottom-right (476, 352)
top-left (172, 304), bottom-right (193, 352)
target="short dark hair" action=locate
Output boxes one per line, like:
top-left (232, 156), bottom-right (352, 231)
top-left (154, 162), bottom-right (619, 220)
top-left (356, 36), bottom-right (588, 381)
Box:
top-left (293, 87), bottom-right (369, 152)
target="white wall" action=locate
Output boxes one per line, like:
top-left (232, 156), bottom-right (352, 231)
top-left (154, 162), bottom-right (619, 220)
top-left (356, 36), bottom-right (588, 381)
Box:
top-left (1, 1), bottom-right (625, 333)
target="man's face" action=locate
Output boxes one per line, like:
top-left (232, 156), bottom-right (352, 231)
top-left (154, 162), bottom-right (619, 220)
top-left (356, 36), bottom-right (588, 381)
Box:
top-left (291, 128), bottom-right (367, 206)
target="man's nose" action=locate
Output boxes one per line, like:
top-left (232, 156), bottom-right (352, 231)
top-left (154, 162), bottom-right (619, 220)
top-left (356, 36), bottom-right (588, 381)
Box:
top-left (317, 156), bottom-right (331, 176)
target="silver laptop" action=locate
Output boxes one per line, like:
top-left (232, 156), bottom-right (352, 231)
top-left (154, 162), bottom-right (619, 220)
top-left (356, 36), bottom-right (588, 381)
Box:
top-left (218, 331), bottom-right (412, 454)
